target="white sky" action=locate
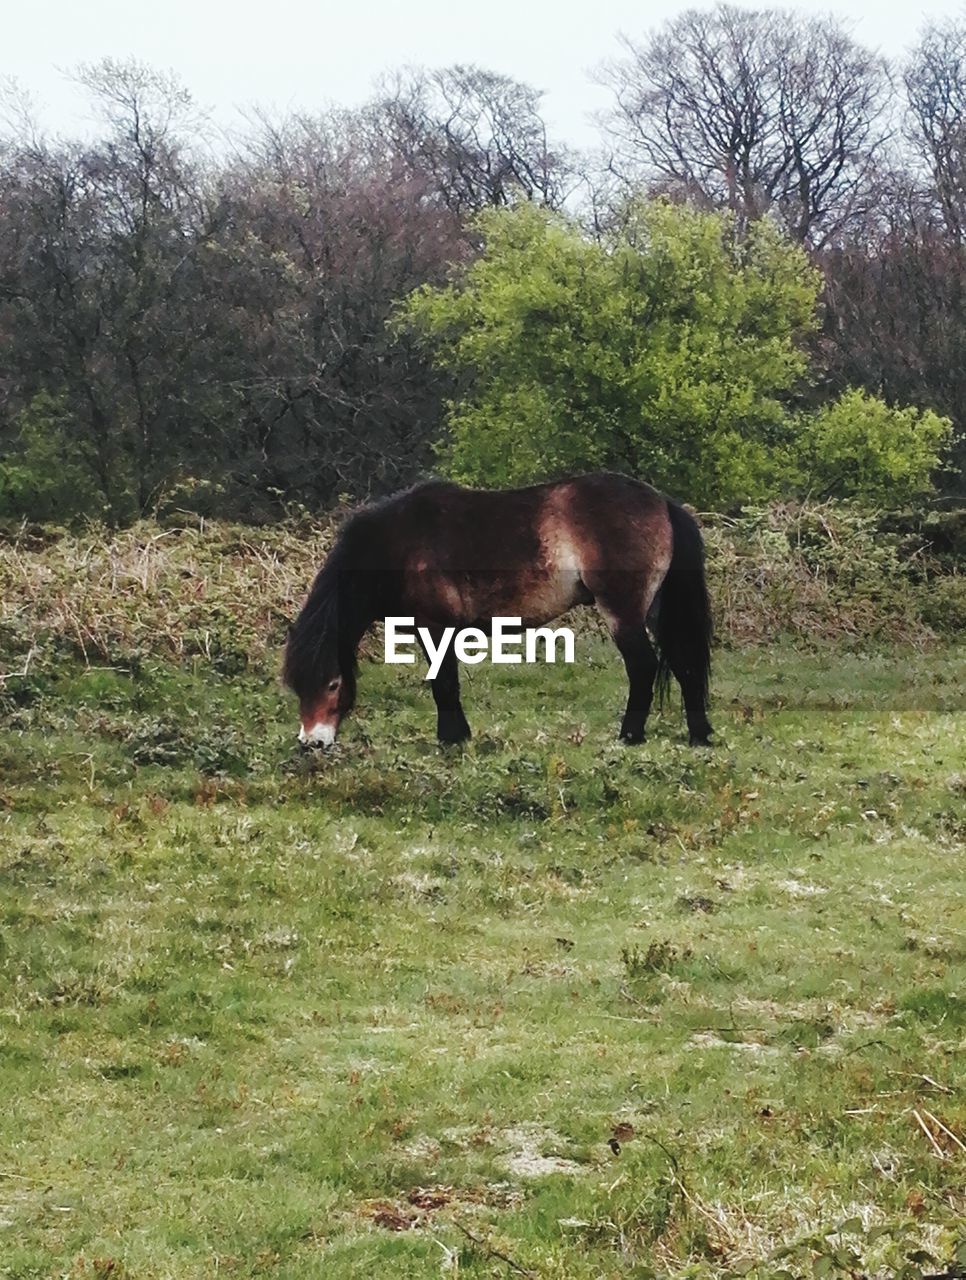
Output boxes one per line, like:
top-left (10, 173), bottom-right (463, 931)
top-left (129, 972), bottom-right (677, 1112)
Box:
top-left (4, 0), bottom-right (965, 150)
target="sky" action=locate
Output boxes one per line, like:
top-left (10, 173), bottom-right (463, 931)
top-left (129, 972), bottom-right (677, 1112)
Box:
top-left (4, 0), bottom-right (965, 150)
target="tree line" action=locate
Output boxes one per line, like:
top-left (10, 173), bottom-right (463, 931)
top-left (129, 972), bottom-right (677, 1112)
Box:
top-left (0, 4), bottom-right (964, 523)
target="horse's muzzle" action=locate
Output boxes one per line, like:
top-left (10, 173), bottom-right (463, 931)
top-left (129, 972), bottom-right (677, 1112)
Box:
top-left (298, 722), bottom-right (337, 749)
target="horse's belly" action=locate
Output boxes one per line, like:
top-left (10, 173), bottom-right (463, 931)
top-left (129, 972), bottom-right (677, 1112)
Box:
top-left (404, 528), bottom-right (585, 625)
top-left (471, 569), bottom-right (583, 625)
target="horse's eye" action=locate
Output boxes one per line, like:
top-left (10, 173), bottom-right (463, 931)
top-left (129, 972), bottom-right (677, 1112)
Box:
top-left (328, 679), bottom-right (340, 692)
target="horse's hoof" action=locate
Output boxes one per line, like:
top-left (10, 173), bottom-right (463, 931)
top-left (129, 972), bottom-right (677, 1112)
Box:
top-left (438, 729), bottom-right (471, 745)
top-left (619, 731), bottom-right (645, 746)
top-left (689, 733), bottom-right (712, 748)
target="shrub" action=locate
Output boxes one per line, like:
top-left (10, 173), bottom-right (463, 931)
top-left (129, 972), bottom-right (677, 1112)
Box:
top-left (0, 395), bottom-right (106, 523)
top-left (0, 503), bottom-right (959, 695)
top-left (792, 389), bottom-right (952, 505)
top-left (703, 502), bottom-right (957, 647)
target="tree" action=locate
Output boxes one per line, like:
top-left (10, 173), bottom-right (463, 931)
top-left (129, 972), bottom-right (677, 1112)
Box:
top-left (399, 200), bottom-right (820, 509)
top-left (217, 107), bottom-right (468, 504)
top-left (819, 165), bottom-right (966, 496)
top-left (367, 65), bottom-right (575, 214)
top-left (0, 393), bottom-right (102, 521)
top-left (905, 18), bottom-right (966, 244)
top-left (0, 69), bottom-right (472, 521)
top-left (598, 5), bottom-right (891, 248)
top-left (0, 60), bottom-right (224, 521)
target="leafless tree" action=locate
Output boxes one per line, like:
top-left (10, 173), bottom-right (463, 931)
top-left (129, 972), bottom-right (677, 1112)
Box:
top-left (367, 65), bottom-right (576, 214)
top-left (905, 18), bottom-right (966, 244)
top-left (220, 107), bottom-right (469, 500)
top-left (597, 4), bottom-right (892, 247)
top-left (0, 76), bottom-right (41, 147)
top-left (0, 60), bottom-right (230, 518)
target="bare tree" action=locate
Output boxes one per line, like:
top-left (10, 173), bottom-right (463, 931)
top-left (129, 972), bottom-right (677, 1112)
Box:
top-left (367, 65), bottom-right (576, 214)
top-left (905, 18), bottom-right (966, 244)
top-left (0, 61), bottom-right (491, 521)
top-left (212, 106), bottom-right (471, 501)
top-left (598, 4), bottom-right (892, 247)
top-left (0, 75), bottom-right (42, 147)
top-left (0, 61), bottom-right (230, 518)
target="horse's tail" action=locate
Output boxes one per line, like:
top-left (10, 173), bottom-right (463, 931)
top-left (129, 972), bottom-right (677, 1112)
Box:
top-left (653, 500), bottom-right (712, 716)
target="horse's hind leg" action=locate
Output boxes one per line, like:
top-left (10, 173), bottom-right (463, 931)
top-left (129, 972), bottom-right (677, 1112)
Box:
top-left (585, 569), bottom-right (660, 744)
top-left (420, 630), bottom-right (471, 744)
top-left (663, 646), bottom-right (713, 747)
top-left (602, 613), bottom-right (659, 745)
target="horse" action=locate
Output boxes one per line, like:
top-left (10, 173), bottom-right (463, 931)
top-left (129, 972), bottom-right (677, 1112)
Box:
top-left (282, 472), bottom-right (713, 749)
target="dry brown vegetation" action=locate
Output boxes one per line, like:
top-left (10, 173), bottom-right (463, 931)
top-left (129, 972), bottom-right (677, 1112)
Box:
top-left (1, 504), bottom-right (961, 687)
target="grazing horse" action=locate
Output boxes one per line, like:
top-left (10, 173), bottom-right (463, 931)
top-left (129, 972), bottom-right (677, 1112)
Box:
top-left (283, 473), bottom-right (713, 748)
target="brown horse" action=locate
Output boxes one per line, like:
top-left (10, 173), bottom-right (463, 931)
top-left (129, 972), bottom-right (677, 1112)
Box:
top-left (283, 473), bottom-right (712, 748)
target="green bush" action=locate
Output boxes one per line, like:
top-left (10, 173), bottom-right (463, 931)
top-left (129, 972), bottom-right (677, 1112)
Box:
top-left (399, 204), bottom-right (958, 511)
top-left (792, 389), bottom-right (952, 505)
top-left (0, 395), bottom-right (105, 523)
top-left (918, 574), bottom-right (966, 633)
top-left (878, 507), bottom-right (966, 572)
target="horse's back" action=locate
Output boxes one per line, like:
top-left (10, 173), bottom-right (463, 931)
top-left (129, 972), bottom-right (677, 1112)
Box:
top-left (366, 474), bottom-right (672, 622)
top-left (393, 472), bottom-right (667, 524)
top-left (379, 473), bottom-right (671, 562)
top-left (383, 478), bottom-right (546, 572)
top-left (540, 474), bottom-right (673, 592)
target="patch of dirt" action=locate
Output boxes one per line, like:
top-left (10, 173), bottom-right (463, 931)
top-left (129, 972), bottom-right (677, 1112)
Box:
top-left (358, 1181), bottom-right (525, 1231)
top-left (678, 893), bottom-right (717, 913)
top-left (434, 1122), bottom-right (585, 1178)
top-left (498, 1125), bottom-right (584, 1178)
top-left (658, 974), bottom-right (694, 1001)
top-left (520, 959), bottom-right (575, 978)
top-left (777, 877), bottom-right (827, 897)
top-left (391, 872), bottom-right (445, 899)
top-left (730, 996), bottom-right (888, 1031)
top-left (688, 1031), bottom-right (780, 1055)
top-left (401, 1135), bottom-right (442, 1161)
top-left (362, 1201), bottom-right (417, 1232)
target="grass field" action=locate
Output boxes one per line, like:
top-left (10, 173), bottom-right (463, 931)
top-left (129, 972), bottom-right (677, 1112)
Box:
top-left (1, 628), bottom-right (964, 1279)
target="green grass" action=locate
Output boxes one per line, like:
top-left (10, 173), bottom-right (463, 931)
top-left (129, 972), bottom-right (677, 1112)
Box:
top-left (1, 641), bottom-right (964, 1279)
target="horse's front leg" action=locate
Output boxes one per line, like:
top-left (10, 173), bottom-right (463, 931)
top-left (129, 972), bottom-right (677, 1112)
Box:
top-left (420, 630), bottom-right (471, 744)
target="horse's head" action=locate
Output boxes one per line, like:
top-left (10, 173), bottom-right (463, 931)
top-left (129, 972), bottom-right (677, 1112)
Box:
top-left (295, 663), bottom-right (353, 749)
top-left (282, 616), bottom-right (358, 749)
top-left (283, 519), bottom-right (381, 749)
top-left (282, 574), bottom-right (359, 751)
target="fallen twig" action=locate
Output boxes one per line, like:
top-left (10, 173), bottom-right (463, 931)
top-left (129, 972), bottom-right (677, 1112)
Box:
top-left (454, 1220), bottom-right (536, 1278)
top-left (888, 1070), bottom-right (954, 1094)
top-left (913, 1108), bottom-right (946, 1158)
top-left (596, 1011), bottom-right (658, 1025)
top-left (618, 983), bottom-right (653, 1010)
top-left (920, 1108), bottom-right (966, 1154)
top-left (0, 645), bottom-right (37, 684)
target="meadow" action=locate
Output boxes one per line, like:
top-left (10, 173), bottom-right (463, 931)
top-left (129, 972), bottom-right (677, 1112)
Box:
top-left (0, 513), bottom-right (963, 1279)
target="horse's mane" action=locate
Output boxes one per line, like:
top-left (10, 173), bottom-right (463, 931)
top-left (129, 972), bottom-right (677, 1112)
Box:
top-left (283, 480), bottom-right (456, 702)
top-left (282, 528), bottom-right (360, 706)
